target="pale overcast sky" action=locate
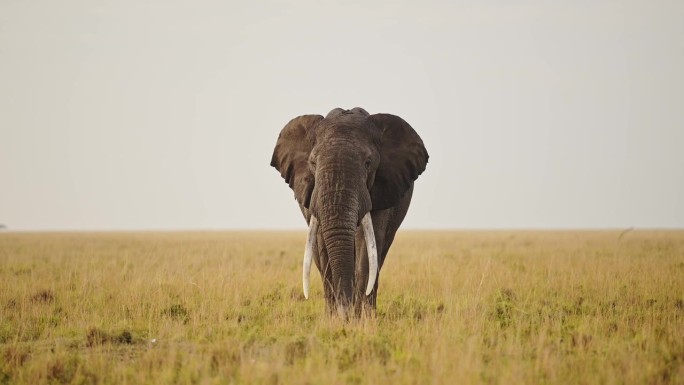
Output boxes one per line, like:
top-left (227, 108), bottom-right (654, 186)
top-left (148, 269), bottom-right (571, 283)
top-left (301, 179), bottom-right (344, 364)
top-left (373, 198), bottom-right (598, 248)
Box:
top-left (1, 0), bottom-right (682, 230)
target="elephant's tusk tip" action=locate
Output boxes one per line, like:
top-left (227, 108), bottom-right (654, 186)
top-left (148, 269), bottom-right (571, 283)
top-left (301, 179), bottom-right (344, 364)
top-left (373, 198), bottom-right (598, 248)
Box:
top-left (302, 282), bottom-right (309, 300)
top-left (302, 216), bottom-right (317, 303)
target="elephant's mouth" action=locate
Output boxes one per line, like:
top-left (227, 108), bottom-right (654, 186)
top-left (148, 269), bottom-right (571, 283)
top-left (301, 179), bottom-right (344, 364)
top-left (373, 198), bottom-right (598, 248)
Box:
top-left (301, 213), bottom-right (378, 300)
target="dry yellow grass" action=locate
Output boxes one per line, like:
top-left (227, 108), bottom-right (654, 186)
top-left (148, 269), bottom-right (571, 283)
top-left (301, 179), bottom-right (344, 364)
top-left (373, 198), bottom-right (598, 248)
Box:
top-left (1, 230), bottom-right (683, 384)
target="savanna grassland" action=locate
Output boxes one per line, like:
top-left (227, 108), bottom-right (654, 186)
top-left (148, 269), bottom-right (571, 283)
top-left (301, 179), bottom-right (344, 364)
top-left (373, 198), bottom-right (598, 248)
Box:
top-left (0, 230), bottom-right (683, 384)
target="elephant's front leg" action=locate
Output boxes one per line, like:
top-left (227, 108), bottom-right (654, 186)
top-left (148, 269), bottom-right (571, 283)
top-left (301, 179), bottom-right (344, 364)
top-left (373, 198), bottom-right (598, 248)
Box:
top-left (354, 278), bottom-right (378, 317)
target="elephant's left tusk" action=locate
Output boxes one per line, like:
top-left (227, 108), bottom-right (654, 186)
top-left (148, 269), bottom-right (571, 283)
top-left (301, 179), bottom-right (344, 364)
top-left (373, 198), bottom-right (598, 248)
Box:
top-left (361, 213), bottom-right (378, 296)
top-left (302, 216), bottom-right (318, 300)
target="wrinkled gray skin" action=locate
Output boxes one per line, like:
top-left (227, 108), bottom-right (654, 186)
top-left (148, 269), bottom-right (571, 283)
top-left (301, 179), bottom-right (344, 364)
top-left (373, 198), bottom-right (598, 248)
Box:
top-left (271, 107), bottom-right (428, 317)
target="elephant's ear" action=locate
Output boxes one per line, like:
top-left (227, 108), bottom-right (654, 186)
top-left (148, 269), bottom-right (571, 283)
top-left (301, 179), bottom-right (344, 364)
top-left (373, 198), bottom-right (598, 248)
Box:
top-left (270, 114), bottom-right (323, 208)
top-left (369, 114), bottom-right (429, 210)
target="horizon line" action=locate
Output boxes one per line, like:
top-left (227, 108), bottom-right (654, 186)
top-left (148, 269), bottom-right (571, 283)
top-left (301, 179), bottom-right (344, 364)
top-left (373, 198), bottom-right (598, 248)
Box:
top-left (2, 226), bottom-right (684, 233)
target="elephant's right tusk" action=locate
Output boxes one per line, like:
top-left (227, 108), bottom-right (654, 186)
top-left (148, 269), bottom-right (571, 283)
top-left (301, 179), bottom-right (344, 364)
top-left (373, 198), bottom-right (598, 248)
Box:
top-left (361, 213), bottom-right (378, 296)
top-left (302, 216), bottom-right (318, 300)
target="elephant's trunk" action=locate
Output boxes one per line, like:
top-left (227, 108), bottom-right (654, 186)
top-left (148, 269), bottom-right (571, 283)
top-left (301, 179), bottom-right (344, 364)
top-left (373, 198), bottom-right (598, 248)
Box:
top-left (303, 213), bottom-right (378, 302)
top-left (315, 188), bottom-right (359, 312)
top-left (321, 223), bottom-right (356, 311)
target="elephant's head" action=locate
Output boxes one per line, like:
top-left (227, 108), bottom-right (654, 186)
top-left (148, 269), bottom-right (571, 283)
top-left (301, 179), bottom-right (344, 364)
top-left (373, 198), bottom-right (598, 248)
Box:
top-left (271, 108), bottom-right (428, 314)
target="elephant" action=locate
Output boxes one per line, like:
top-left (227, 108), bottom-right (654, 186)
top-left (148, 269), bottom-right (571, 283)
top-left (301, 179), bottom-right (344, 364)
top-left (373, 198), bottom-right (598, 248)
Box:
top-left (270, 107), bottom-right (428, 317)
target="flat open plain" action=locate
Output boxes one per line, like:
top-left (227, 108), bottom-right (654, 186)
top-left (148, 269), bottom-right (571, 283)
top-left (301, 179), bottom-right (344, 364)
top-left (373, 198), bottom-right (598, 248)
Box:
top-left (1, 230), bottom-right (683, 384)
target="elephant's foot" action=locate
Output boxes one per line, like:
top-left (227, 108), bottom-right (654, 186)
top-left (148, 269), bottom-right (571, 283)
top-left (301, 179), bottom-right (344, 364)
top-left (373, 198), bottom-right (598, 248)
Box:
top-left (325, 301), bottom-right (353, 320)
top-left (354, 295), bottom-right (377, 318)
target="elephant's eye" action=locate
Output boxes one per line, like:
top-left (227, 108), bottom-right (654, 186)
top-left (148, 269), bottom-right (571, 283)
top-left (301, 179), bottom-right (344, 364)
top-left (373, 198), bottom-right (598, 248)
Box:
top-left (364, 159), bottom-right (371, 170)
